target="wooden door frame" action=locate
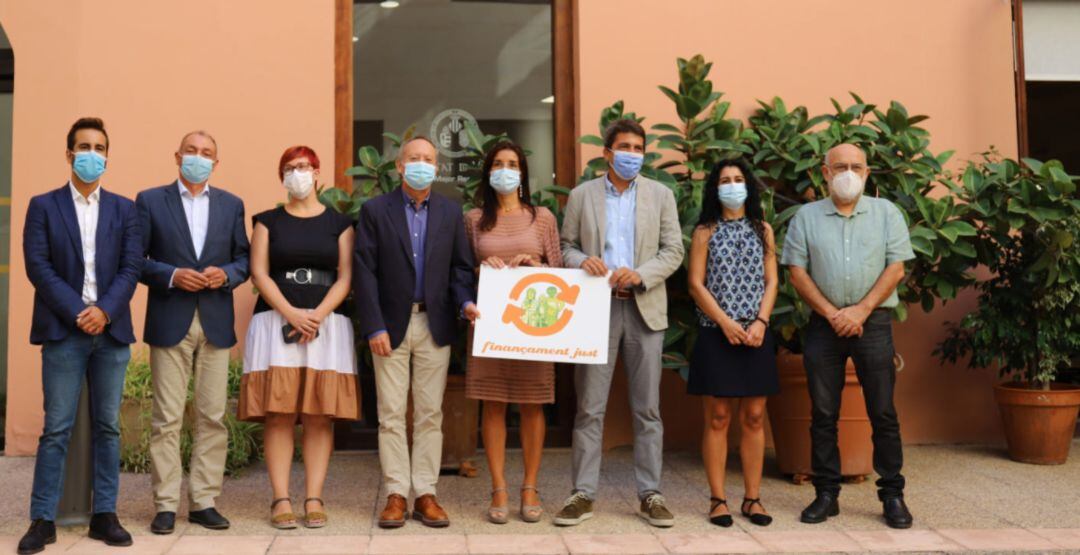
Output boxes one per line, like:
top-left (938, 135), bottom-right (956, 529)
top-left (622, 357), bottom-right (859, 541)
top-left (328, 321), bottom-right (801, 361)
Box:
top-left (334, 0), bottom-right (577, 190)
top-left (1012, 0), bottom-right (1029, 158)
top-left (333, 0), bottom-right (579, 448)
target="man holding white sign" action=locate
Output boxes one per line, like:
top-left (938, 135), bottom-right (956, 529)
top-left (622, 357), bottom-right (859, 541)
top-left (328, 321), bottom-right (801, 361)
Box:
top-left (555, 119), bottom-right (684, 528)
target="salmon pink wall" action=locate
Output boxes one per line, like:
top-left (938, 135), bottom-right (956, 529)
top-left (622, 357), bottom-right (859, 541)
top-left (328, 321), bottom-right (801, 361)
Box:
top-left (575, 0), bottom-right (1018, 449)
top-left (1, 1), bottom-right (336, 455)
top-left (1, 0), bottom-right (1019, 457)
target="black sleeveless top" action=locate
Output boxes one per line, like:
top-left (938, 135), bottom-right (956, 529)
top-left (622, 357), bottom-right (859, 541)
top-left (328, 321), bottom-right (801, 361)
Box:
top-left (251, 206), bottom-right (354, 315)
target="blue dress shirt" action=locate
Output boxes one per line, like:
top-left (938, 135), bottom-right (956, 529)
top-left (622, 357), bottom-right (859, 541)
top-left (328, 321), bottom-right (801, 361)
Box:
top-left (603, 174), bottom-right (636, 269)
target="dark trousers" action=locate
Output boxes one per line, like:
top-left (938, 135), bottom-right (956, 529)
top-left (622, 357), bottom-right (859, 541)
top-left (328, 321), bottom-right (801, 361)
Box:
top-left (803, 309), bottom-right (904, 500)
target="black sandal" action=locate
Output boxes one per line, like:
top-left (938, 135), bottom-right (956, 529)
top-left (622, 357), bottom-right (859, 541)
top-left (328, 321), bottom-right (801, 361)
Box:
top-left (709, 497), bottom-right (733, 527)
top-left (741, 497), bottom-right (773, 527)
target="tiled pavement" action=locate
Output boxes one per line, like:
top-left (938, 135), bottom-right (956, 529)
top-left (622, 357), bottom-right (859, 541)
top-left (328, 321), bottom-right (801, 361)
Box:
top-left (3, 443), bottom-right (1080, 553)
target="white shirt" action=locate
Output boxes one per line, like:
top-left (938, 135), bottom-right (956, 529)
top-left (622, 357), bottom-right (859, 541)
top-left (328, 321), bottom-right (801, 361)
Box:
top-left (178, 179), bottom-right (210, 258)
top-left (69, 181), bottom-right (101, 305)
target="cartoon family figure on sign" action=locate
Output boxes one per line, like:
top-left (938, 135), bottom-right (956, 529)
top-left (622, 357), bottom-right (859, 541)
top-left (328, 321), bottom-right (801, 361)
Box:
top-left (522, 287), bottom-right (565, 328)
top-left (501, 273), bottom-right (580, 337)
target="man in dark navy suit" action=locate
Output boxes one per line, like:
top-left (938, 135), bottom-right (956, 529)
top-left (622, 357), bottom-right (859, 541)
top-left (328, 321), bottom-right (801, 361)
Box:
top-left (136, 130), bottom-right (249, 535)
top-left (18, 117), bottom-right (143, 554)
top-left (354, 136), bottom-right (478, 529)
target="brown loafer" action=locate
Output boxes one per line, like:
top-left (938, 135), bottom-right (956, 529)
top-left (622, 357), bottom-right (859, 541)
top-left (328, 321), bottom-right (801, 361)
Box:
top-left (378, 494), bottom-right (408, 529)
top-left (412, 494), bottom-right (450, 528)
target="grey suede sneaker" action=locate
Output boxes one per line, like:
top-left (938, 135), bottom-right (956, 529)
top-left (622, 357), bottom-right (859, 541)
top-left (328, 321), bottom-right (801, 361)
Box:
top-left (553, 492), bottom-right (594, 526)
top-left (640, 493), bottom-right (675, 527)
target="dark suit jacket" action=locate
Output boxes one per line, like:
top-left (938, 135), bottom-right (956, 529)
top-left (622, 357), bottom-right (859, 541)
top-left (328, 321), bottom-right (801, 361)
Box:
top-left (24, 184), bottom-right (143, 345)
top-left (353, 188), bottom-right (475, 350)
top-left (136, 182), bottom-right (250, 348)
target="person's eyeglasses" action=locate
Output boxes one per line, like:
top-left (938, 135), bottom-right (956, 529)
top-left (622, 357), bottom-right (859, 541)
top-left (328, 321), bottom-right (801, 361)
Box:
top-left (283, 163), bottom-right (314, 175)
top-left (829, 163), bottom-right (866, 173)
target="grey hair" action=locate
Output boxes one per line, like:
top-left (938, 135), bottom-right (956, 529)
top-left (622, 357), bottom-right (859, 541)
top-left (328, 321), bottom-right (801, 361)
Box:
top-left (179, 130), bottom-right (218, 153)
top-left (397, 135), bottom-right (437, 160)
top-left (823, 143), bottom-right (867, 166)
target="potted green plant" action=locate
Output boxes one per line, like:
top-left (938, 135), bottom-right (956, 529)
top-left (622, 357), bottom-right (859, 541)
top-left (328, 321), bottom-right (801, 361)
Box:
top-left (937, 155), bottom-right (1080, 464)
top-left (577, 54), bottom-right (977, 480)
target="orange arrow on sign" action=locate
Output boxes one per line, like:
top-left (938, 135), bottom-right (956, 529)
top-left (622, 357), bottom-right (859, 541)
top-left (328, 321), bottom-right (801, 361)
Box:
top-left (510, 309), bottom-right (574, 336)
top-left (502, 303), bottom-right (525, 324)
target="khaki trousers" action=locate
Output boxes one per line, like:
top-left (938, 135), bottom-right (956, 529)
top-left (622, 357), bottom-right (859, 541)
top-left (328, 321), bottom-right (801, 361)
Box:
top-left (373, 310), bottom-right (450, 498)
top-left (149, 310), bottom-right (230, 512)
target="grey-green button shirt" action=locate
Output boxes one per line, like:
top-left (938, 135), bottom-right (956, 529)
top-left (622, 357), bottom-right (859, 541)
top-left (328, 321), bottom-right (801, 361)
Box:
top-left (780, 196), bottom-right (914, 308)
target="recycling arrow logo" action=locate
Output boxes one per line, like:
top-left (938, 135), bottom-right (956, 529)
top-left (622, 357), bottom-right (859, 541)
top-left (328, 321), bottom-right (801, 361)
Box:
top-left (501, 273), bottom-right (580, 337)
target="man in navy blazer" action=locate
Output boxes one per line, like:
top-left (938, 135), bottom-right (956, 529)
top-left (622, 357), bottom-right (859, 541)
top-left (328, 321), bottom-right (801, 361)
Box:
top-left (354, 136), bottom-right (478, 528)
top-left (136, 130), bottom-right (249, 534)
top-left (19, 118), bottom-right (142, 554)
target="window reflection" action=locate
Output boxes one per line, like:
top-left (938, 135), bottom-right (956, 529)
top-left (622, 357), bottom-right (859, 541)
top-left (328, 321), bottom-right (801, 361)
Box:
top-left (353, 0), bottom-right (554, 202)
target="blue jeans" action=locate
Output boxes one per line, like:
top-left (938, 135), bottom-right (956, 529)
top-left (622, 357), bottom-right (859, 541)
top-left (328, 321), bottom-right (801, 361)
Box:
top-left (30, 332), bottom-right (130, 521)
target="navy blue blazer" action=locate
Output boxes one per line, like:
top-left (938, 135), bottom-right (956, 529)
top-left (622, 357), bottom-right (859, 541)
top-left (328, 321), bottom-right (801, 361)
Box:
top-left (353, 188), bottom-right (475, 350)
top-left (24, 184), bottom-right (143, 345)
top-left (136, 182), bottom-right (250, 348)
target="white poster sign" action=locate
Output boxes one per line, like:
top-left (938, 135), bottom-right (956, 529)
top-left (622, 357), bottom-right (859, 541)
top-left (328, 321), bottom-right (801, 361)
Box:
top-left (472, 266), bottom-right (611, 364)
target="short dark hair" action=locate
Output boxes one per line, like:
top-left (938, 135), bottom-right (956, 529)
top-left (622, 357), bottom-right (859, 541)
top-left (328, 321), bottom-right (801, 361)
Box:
top-left (603, 118), bottom-right (646, 150)
top-left (67, 117), bottom-right (109, 153)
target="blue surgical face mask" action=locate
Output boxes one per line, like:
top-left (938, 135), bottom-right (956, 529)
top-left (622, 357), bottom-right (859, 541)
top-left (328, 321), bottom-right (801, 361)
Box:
top-left (180, 154), bottom-right (215, 184)
top-left (72, 151), bottom-right (107, 183)
top-left (403, 161), bottom-right (436, 190)
top-left (718, 181), bottom-right (748, 210)
top-left (489, 168), bottom-right (521, 194)
top-left (610, 150), bottom-right (644, 181)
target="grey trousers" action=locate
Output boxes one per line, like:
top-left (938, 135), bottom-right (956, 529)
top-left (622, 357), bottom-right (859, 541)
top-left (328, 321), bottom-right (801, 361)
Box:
top-left (571, 297), bottom-right (665, 501)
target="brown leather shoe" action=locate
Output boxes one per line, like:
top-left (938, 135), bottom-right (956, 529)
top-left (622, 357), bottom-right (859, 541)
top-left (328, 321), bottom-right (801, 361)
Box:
top-left (378, 494), bottom-right (408, 529)
top-left (412, 494), bottom-right (450, 527)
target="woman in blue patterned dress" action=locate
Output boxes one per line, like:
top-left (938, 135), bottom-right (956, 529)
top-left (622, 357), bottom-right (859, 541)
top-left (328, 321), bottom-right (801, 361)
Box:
top-left (688, 158), bottom-right (779, 528)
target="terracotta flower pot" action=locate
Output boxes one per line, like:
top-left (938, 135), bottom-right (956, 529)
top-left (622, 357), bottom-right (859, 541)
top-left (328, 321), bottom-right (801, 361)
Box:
top-left (767, 351), bottom-right (874, 480)
top-left (994, 382), bottom-right (1080, 465)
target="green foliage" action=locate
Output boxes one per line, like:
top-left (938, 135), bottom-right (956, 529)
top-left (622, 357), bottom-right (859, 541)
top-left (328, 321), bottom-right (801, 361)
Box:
top-left (936, 155), bottom-right (1080, 387)
top-left (746, 93), bottom-right (974, 345)
top-left (321, 132), bottom-right (408, 219)
top-left (573, 54), bottom-right (976, 368)
top-left (119, 355), bottom-right (262, 476)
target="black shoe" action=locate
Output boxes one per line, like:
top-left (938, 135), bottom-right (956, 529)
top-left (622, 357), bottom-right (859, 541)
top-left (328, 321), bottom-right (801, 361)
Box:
top-left (88, 512), bottom-right (134, 547)
top-left (740, 498), bottom-right (773, 527)
top-left (151, 511), bottom-right (176, 535)
top-left (189, 507), bottom-right (231, 530)
top-left (800, 493), bottom-right (840, 524)
top-left (17, 520), bottom-right (56, 555)
top-left (883, 497), bottom-right (913, 529)
top-left (708, 497), bottom-right (733, 527)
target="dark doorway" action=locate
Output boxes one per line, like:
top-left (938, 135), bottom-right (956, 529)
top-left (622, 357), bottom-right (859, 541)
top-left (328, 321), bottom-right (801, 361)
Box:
top-left (0, 22), bottom-right (13, 453)
top-left (1025, 81), bottom-right (1080, 174)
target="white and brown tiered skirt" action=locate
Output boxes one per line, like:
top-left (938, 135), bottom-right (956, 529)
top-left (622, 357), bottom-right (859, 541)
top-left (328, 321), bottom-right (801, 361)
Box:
top-left (239, 310), bottom-right (360, 422)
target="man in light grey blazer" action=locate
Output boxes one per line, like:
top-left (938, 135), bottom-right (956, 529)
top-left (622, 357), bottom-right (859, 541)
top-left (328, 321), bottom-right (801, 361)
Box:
top-left (555, 119), bottom-right (684, 528)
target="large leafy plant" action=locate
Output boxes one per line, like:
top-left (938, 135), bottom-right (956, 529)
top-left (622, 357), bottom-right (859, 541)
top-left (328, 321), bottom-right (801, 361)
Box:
top-left (936, 156), bottom-right (1080, 388)
top-left (746, 94), bottom-right (978, 344)
top-left (577, 54), bottom-right (979, 371)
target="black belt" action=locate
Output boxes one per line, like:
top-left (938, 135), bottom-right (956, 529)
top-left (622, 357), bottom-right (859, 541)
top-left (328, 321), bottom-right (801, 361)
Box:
top-left (612, 289), bottom-right (635, 300)
top-left (272, 268), bottom-right (336, 287)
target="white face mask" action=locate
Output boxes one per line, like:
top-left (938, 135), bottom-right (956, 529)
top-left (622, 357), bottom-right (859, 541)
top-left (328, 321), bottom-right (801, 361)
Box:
top-left (830, 170), bottom-right (865, 203)
top-left (283, 169), bottom-right (315, 199)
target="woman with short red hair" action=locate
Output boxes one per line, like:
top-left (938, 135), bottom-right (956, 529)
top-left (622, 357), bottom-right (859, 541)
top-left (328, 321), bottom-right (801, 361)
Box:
top-left (238, 146), bottom-right (359, 529)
